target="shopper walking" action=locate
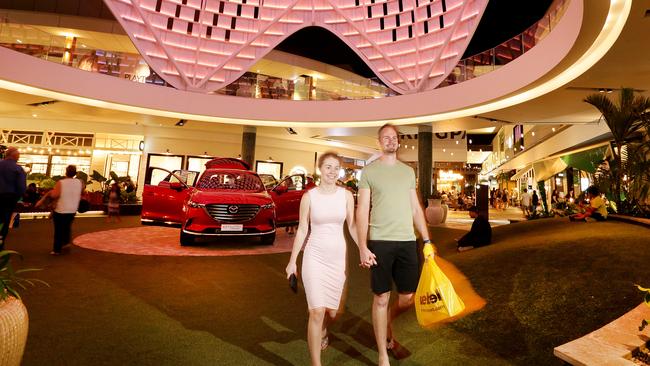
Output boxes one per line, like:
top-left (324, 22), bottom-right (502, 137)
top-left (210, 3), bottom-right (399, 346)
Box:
top-left (520, 188), bottom-right (531, 217)
top-left (356, 124), bottom-right (435, 366)
top-left (285, 152), bottom-right (359, 366)
top-left (106, 183), bottom-right (121, 223)
top-left (532, 190), bottom-right (540, 215)
top-left (0, 147), bottom-right (26, 250)
top-left (46, 165), bottom-right (83, 255)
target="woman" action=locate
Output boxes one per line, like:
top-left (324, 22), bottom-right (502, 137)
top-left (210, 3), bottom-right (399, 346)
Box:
top-left (47, 165), bottom-right (83, 255)
top-left (106, 183), bottom-right (121, 223)
top-left (285, 152), bottom-right (358, 366)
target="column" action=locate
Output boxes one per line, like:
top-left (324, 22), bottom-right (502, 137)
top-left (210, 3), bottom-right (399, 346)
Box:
top-left (417, 125), bottom-right (433, 204)
top-left (241, 126), bottom-right (256, 167)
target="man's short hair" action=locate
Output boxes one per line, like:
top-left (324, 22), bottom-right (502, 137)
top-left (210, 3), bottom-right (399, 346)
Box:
top-left (65, 165), bottom-right (77, 178)
top-left (377, 123), bottom-right (399, 138)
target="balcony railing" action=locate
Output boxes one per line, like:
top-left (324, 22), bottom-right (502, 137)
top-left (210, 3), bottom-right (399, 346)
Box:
top-left (440, 0), bottom-right (569, 87)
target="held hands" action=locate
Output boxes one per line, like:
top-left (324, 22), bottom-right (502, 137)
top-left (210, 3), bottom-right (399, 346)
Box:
top-left (285, 262), bottom-right (297, 279)
top-left (359, 247), bottom-right (377, 269)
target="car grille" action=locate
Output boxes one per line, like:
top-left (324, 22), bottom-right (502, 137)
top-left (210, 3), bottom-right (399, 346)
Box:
top-left (204, 204), bottom-right (260, 223)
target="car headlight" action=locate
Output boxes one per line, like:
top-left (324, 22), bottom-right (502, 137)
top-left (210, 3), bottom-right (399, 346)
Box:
top-left (261, 202), bottom-right (275, 210)
top-left (187, 200), bottom-right (205, 208)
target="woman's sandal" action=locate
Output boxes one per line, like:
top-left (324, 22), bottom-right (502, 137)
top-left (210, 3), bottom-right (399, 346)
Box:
top-left (321, 334), bottom-right (330, 350)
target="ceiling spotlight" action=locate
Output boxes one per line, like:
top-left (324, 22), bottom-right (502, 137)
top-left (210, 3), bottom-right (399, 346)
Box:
top-left (175, 119), bottom-right (186, 126)
top-left (606, 88), bottom-right (613, 93)
top-left (286, 127), bottom-right (297, 135)
top-left (552, 127), bottom-right (556, 132)
top-left (599, 88), bottom-right (605, 93)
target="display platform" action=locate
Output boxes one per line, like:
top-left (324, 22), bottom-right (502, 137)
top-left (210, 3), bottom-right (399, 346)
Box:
top-left (73, 226), bottom-right (294, 256)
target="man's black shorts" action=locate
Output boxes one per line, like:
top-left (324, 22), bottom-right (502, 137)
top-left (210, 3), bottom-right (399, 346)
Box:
top-left (368, 240), bottom-right (419, 294)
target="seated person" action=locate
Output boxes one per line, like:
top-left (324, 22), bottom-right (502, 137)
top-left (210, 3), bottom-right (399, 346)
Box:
top-left (456, 206), bottom-right (492, 252)
top-left (570, 185), bottom-right (607, 221)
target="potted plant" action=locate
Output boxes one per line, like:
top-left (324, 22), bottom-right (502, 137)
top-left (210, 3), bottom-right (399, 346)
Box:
top-left (0, 250), bottom-right (47, 366)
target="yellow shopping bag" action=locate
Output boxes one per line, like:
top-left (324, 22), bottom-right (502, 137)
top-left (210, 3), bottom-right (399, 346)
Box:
top-left (415, 258), bottom-right (465, 327)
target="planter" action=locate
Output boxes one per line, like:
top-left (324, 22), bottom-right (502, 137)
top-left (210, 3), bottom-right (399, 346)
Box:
top-left (426, 199), bottom-right (448, 225)
top-left (0, 297), bottom-right (28, 366)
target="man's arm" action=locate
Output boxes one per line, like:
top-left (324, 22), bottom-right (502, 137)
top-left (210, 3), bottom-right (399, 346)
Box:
top-left (409, 189), bottom-right (435, 258)
top-left (356, 188), bottom-right (376, 267)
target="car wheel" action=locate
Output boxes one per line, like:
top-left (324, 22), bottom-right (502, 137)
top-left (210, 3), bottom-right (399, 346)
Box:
top-left (260, 232), bottom-right (275, 245)
top-left (180, 231), bottom-right (195, 246)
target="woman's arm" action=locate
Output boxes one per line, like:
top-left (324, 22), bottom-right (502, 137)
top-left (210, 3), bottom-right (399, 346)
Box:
top-left (345, 190), bottom-right (359, 246)
top-left (285, 193), bottom-right (311, 278)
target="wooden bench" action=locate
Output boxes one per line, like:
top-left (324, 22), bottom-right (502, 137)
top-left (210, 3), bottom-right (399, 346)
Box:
top-left (554, 303), bottom-right (650, 365)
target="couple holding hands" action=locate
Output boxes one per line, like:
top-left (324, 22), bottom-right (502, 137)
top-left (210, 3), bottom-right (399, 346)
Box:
top-left (285, 124), bottom-right (435, 366)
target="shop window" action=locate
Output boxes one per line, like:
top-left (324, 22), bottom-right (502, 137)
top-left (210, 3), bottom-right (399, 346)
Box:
top-left (187, 156), bottom-right (214, 175)
top-left (19, 154), bottom-right (49, 175)
top-left (50, 156), bottom-right (91, 176)
top-left (256, 161), bottom-right (283, 180)
top-left (147, 154), bottom-right (184, 185)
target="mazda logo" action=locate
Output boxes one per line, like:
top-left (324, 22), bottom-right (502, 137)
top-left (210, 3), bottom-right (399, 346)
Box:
top-left (228, 205), bottom-right (239, 214)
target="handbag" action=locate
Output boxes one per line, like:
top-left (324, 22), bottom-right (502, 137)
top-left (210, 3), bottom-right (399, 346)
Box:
top-left (415, 258), bottom-right (465, 327)
top-left (77, 199), bottom-right (90, 213)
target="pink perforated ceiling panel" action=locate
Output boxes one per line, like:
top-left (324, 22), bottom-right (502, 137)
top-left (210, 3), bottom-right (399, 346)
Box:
top-left (103, 0), bottom-right (487, 94)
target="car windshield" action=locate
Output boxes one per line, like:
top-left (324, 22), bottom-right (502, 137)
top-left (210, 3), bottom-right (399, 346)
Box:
top-left (196, 171), bottom-right (264, 192)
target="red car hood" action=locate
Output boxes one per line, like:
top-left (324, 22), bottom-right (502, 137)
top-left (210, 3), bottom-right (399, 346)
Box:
top-left (189, 190), bottom-right (272, 205)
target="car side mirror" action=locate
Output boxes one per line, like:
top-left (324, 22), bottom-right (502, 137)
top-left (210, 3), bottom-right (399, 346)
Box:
top-left (169, 182), bottom-right (185, 191)
top-left (275, 185), bottom-right (288, 194)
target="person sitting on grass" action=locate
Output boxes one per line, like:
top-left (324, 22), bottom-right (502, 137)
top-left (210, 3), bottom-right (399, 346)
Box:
top-left (569, 185), bottom-right (607, 222)
top-left (456, 206), bottom-right (492, 252)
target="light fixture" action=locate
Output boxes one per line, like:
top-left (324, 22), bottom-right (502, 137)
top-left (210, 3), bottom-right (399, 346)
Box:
top-left (411, 146), bottom-right (414, 150)
top-left (442, 149), bottom-right (446, 152)
top-left (268, 156), bottom-right (273, 161)
top-left (456, 140), bottom-right (459, 144)
top-left (175, 119), bottom-right (186, 126)
top-left (552, 127), bottom-right (556, 132)
top-left (469, 139), bottom-right (472, 144)
top-left (32, 114), bottom-right (37, 117)
top-left (532, 132), bottom-right (535, 136)
top-left (138, 140), bottom-right (145, 151)
top-left (599, 88), bottom-right (606, 93)
top-left (16, 39), bottom-right (22, 43)
top-left (606, 88), bottom-right (613, 93)
top-left (286, 127), bottom-right (297, 135)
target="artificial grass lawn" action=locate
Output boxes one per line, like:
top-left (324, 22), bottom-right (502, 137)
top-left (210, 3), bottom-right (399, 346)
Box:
top-left (6, 216), bottom-right (649, 365)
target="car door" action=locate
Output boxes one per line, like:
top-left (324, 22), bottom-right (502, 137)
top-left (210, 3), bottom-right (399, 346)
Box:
top-left (142, 167), bottom-right (198, 223)
top-left (271, 175), bottom-right (310, 224)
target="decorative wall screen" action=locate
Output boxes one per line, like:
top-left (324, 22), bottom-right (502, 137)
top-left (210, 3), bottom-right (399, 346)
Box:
top-left (103, 0), bottom-right (487, 94)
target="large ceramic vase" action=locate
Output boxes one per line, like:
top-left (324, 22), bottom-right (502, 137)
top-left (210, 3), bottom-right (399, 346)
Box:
top-left (425, 199), bottom-right (448, 225)
top-left (0, 297), bottom-right (29, 366)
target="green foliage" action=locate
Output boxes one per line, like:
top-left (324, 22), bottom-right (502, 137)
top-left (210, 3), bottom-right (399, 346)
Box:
top-left (120, 191), bottom-right (139, 204)
top-left (75, 171), bottom-right (92, 186)
top-left (636, 284), bottom-right (650, 332)
top-left (584, 88), bottom-right (650, 210)
top-left (0, 250), bottom-right (48, 301)
top-left (40, 178), bottom-right (56, 190)
top-left (26, 173), bottom-right (48, 182)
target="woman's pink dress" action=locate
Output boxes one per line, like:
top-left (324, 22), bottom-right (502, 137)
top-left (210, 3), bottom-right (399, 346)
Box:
top-left (301, 187), bottom-right (347, 310)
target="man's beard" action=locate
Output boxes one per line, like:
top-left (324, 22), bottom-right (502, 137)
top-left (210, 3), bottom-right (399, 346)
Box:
top-left (382, 145), bottom-right (397, 153)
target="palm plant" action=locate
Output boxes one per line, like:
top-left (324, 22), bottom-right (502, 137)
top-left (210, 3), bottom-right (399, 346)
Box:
top-left (584, 88), bottom-right (650, 209)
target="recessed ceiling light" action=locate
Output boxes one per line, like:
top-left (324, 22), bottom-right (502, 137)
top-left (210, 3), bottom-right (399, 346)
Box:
top-left (32, 113), bottom-right (37, 117)
top-left (16, 39), bottom-right (22, 43)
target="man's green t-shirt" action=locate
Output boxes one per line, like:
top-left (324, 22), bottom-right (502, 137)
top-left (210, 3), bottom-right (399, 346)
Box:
top-left (359, 159), bottom-right (416, 241)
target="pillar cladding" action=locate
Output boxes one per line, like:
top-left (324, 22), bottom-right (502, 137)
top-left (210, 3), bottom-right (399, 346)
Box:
top-left (241, 126), bottom-right (256, 167)
top-left (418, 125), bottom-right (433, 204)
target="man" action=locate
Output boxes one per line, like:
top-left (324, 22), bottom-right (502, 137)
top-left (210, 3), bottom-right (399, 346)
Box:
top-left (0, 147), bottom-right (27, 249)
top-left (456, 206), bottom-right (492, 252)
top-left (357, 124), bottom-right (435, 366)
top-left (520, 188), bottom-right (531, 217)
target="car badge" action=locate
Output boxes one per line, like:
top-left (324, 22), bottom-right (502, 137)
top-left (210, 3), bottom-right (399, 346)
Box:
top-left (228, 205), bottom-right (239, 214)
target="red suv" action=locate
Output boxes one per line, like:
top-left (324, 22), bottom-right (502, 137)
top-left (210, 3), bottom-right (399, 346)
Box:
top-left (141, 158), bottom-right (314, 246)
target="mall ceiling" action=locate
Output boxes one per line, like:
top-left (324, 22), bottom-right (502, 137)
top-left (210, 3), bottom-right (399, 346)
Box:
top-left (0, 0), bottom-right (648, 159)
